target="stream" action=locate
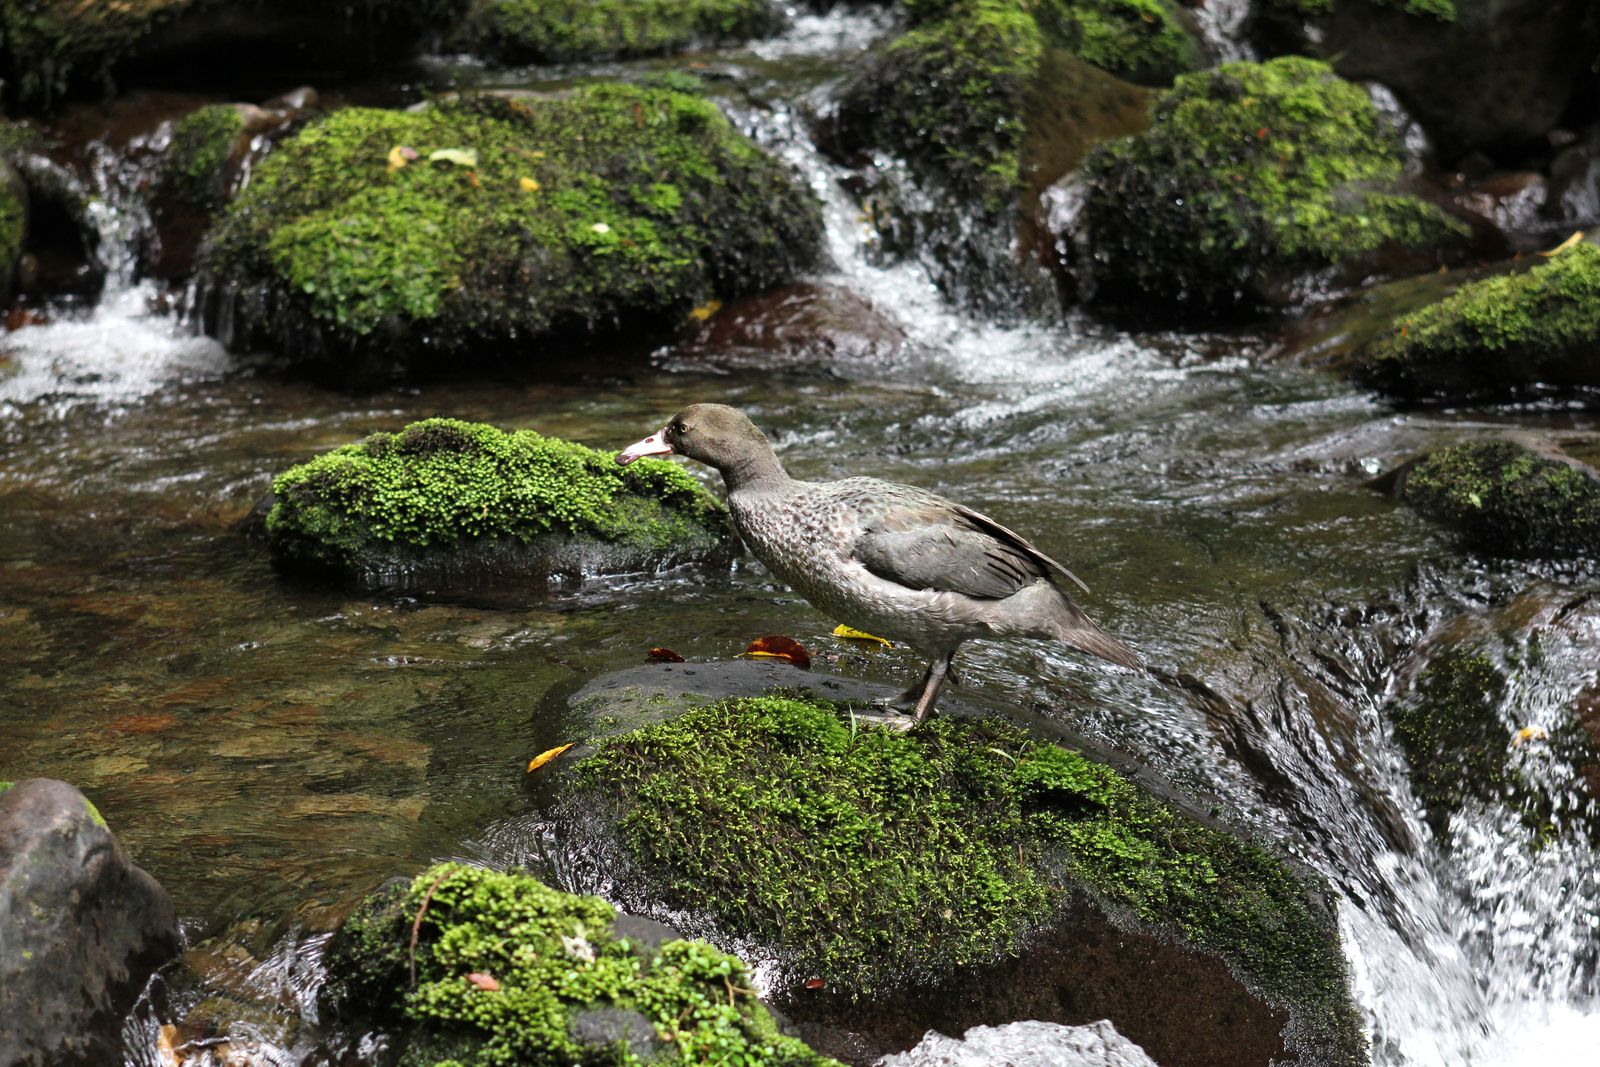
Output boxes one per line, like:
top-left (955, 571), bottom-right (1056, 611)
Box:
top-left (1, 7), bottom-right (1597, 1066)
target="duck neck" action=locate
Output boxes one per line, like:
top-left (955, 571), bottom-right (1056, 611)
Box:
top-left (719, 446), bottom-right (789, 493)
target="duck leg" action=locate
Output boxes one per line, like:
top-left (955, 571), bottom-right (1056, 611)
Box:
top-left (909, 653), bottom-right (954, 726)
top-left (894, 662), bottom-right (933, 706)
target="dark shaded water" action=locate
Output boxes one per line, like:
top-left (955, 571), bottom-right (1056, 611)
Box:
top-left (2, 8), bottom-right (1598, 1065)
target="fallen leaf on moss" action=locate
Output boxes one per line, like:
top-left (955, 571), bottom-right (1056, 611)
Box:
top-left (386, 145), bottom-right (417, 173)
top-left (689, 299), bottom-right (722, 321)
top-left (832, 624), bottom-right (892, 648)
top-left (648, 647), bottom-right (685, 663)
top-left (1538, 231), bottom-right (1584, 257)
top-left (519, 176), bottom-right (540, 192)
top-left (429, 148), bottom-right (478, 167)
top-left (464, 972), bottom-right (500, 991)
top-left (742, 635), bottom-right (811, 669)
top-left (526, 743), bottom-right (574, 773)
top-left (804, 978), bottom-right (824, 990)
top-left (591, 222), bottom-right (612, 235)
top-left (1512, 726), bottom-right (1549, 747)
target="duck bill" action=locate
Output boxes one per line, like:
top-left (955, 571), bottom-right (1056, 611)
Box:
top-left (616, 429), bottom-right (674, 466)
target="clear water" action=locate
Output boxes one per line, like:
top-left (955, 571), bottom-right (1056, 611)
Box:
top-left (1, 9), bottom-right (1597, 1065)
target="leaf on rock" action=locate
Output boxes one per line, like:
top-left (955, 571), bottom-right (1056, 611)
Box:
top-left (526, 743), bottom-right (575, 773)
top-left (1538, 231), bottom-right (1584, 257)
top-left (428, 148), bottom-right (478, 168)
top-left (1512, 725), bottom-right (1549, 747)
top-left (803, 978), bottom-right (825, 990)
top-left (689, 299), bottom-right (722, 321)
top-left (648, 647), bottom-right (685, 663)
top-left (464, 972), bottom-right (500, 991)
top-left (742, 635), bottom-right (811, 669)
top-left (832, 624), bottom-right (892, 648)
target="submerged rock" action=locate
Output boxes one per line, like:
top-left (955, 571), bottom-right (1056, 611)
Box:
top-left (200, 86), bottom-right (822, 377)
top-left (1396, 438), bottom-right (1600, 559)
top-left (557, 662), bottom-right (1367, 1067)
top-left (263, 418), bottom-right (740, 591)
top-left (880, 1019), bottom-right (1159, 1067)
top-left (319, 862), bottom-right (838, 1066)
top-left (0, 778), bottom-right (180, 1067)
top-left (1074, 56), bottom-right (1471, 318)
top-left (449, 0), bottom-right (788, 62)
top-left (1353, 243), bottom-right (1600, 402)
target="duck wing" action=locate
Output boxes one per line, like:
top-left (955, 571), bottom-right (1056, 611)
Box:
top-left (850, 485), bottom-right (1090, 600)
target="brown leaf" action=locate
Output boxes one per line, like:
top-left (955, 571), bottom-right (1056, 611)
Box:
top-left (526, 743), bottom-right (575, 773)
top-left (648, 647), bottom-right (685, 663)
top-left (464, 972), bottom-right (500, 991)
top-left (742, 635), bottom-right (811, 669)
top-left (804, 978), bottom-right (825, 990)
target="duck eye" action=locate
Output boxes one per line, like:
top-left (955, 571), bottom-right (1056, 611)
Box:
top-left (672, 422), bottom-right (690, 436)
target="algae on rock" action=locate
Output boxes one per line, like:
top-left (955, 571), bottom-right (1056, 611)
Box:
top-left (265, 418), bottom-right (740, 589)
top-left (321, 862), bottom-right (838, 1067)
top-left (201, 86), bottom-right (821, 373)
top-left (1075, 56), bottom-right (1469, 317)
top-left (158, 104), bottom-right (246, 211)
top-left (450, 0), bottom-right (787, 62)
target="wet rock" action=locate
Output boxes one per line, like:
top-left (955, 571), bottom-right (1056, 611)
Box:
top-left (1254, 0), bottom-right (1600, 161)
top-left (1394, 438), bottom-right (1600, 558)
top-left (879, 1019), bottom-right (1159, 1067)
top-left (199, 87), bottom-right (822, 377)
top-left (319, 862), bottom-right (838, 1065)
top-left (1074, 56), bottom-right (1475, 319)
top-left (0, 778), bottom-right (180, 1067)
top-left (556, 661), bottom-right (1367, 1067)
top-left (448, 0), bottom-right (788, 62)
top-left (261, 418), bottom-right (740, 592)
top-left (666, 282), bottom-right (918, 375)
top-left (1351, 243), bottom-right (1600, 403)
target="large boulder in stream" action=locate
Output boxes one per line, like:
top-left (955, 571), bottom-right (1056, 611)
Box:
top-left (1073, 57), bottom-right (1473, 318)
top-left (545, 660), bottom-right (1367, 1067)
top-left (200, 86), bottom-right (822, 379)
top-left (447, 0), bottom-right (789, 62)
top-left (0, 778), bottom-right (180, 1067)
top-left (262, 418), bottom-right (739, 591)
top-left (319, 861), bottom-right (838, 1066)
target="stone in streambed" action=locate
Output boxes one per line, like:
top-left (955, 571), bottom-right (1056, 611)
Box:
top-left (447, 0), bottom-right (788, 63)
top-left (0, 778), bottom-right (179, 1067)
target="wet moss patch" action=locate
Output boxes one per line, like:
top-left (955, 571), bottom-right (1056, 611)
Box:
top-left (1356, 244), bottom-right (1600, 401)
top-left (201, 86), bottom-right (821, 371)
top-left (265, 418), bottom-right (739, 586)
top-left (321, 862), bottom-right (837, 1066)
top-left (1391, 648), bottom-right (1512, 836)
top-left (1077, 56), bottom-right (1468, 316)
top-left (158, 104), bottom-right (245, 210)
top-left (451, 0), bottom-right (787, 62)
top-left (571, 694), bottom-right (1363, 1060)
top-left (1401, 439), bottom-right (1600, 558)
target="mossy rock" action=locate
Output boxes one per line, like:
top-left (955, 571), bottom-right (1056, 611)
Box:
top-left (561, 674), bottom-right (1366, 1067)
top-left (0, 155), bottom-right (24, 303)
top-left (200, 87), bottom-right (822, 375)
top-left (1400, 439), bottom-right (1600, 558)
top-left (449, 0), bottom-right (787, 62)
top-left (1075, 56), bottom-right (1471, 318)
top-left (1354, 244), bottom-right (1600, 402)
top-left (264, 418), bottom-right (740, 590)
top-left (320, 862), bottom-right (838, 1067)
top-left (158, 104), bottom-right (247, 211)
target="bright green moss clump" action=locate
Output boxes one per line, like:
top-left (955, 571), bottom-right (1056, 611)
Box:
top-left (158, 104), bottom-right (244, 209)
top-left (321, 863), bottom-right (837, 1067)
top-left (265, 418), bottom-right (738, 581)
top-left (1078, 56), bottom-right (1468, 315)
top-left (1391, 649), bottom-right (1511, 836)
top-left (202, 87), bottom-right (820, 368)
top-left (0, 0), bottom-right (194, 108)
top-left (452, 0), bottom-right (786, 62)
top-left (1357, 244), bottom-right (1600, 400)
top-left (1033, 0), bottom-right (1205, 85)
top-left (573, 694), bottom-right (1362, 1057)
top-left (1402, 439), bottom-right (1600, 558)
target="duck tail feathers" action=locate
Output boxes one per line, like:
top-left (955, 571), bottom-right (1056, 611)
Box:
top-left (1054, 623), bottom-right (1143, 672)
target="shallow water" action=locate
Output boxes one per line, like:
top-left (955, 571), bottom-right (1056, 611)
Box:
top-left (2, 8), bottom-right (1599, 1065)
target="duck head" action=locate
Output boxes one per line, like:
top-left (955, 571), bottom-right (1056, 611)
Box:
top-left (617, 403), bottom-right (784, 487)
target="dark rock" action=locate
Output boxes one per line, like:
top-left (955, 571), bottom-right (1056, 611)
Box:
top-left (569, 1006), bottom-right (668, 1062)
top-left (0, 778), bottom-right (179, 1067)
top-left (609, 912), bottom-right (684, 953)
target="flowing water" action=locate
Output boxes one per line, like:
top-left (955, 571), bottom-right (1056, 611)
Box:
top-left (1, 8), bottom-right (1597, 1065)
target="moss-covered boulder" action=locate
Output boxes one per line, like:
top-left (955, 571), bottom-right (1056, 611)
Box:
top-left (1354, 244), bottom-right (1600, 402)
top-left (1399, 439), bottom-right (1600, 558)
top-left (0, 155), bottom-right (24, 305)
top-left (158, 104), bottom-right (247, 211)
top-left (449, 0), bottom-right (787, 62)
top-left (1074, 56), bottom-right (1471, 317)
top-left (558, 668), bottom-right (1366, 1067)
top-left (263, 418), bottom-right (740, 590)
top-left (320, 862), bottom-right (837, 1067)
top-left (200, 87), bottom-right (822, 375)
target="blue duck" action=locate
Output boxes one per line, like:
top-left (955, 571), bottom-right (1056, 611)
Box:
top-left (617, 404), bottom-right (1140, 723)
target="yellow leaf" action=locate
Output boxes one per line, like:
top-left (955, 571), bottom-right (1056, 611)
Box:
top-left (1511, 726), bottom-right (1548, 747)
top-left (386, 144), bottom-right (415, 173)
top-left (832, 624), bottom-right (893, 648)
top-left (1538, 231), bottom-right (1584, 257)
top-left (519, 177), bottom-right (540, 192)
top-left (526, 742), bottom-right (574, 773)
top-left (689, 299), bottom-right (722, 321)
top-left (429, 148), bottom-right (478, 167)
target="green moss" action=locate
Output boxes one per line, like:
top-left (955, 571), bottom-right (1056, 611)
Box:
top-left (1402, 439), bottom-right (1600, 558)
top-left (0, 781), bottom-right (13, 793)
top-left (1033, 0), bottom-right (1205, 85)
top-left (1391, 649), bottom-right (1510, 835)
top-left (1078, 56), bottom-right (1469, 315)
top-left (572, 694), bottom-right (1362, 1056)
top-left (158, 104), bottom-right (244, 210)
top-left (0, 172), bottom-right (22, 272)
top-left (1270, 0), bottom-right (1456, 20)
top-left (322, 863), bottom-right (837, 1067)
top-left (452, 0), bottom-right (786, 62)
top-left (202, 87), bottom-right (821, 363)
top-left (81, 796), bottom-right (107, 828)
top-left (265, 418), bottom-right (736, 574)
top-left (1358, 244), bottom-right (1600, 400)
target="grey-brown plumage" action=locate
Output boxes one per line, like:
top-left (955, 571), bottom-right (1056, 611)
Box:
top-left (617, 403), bottom-right (1140, 723)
